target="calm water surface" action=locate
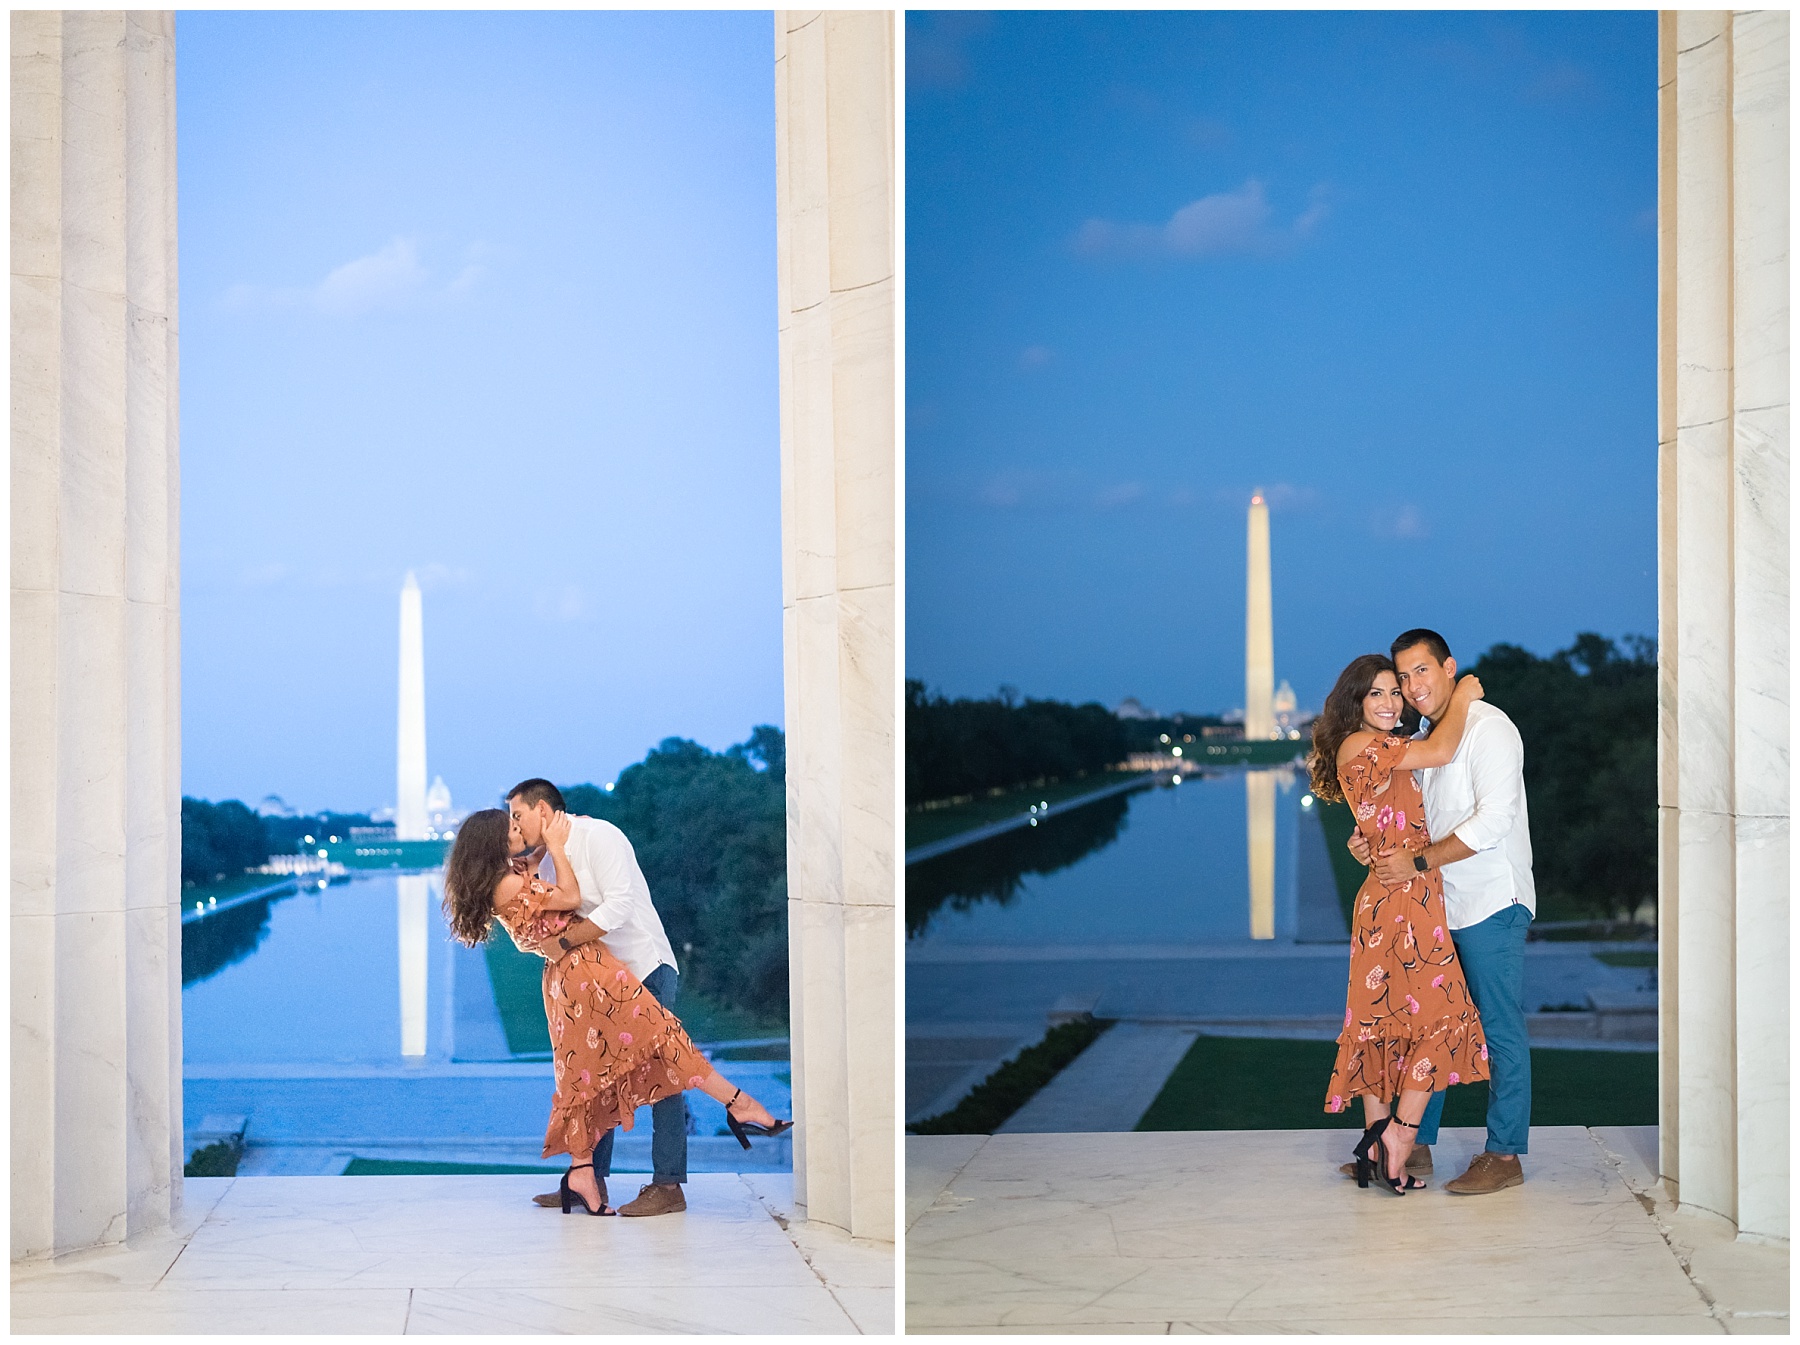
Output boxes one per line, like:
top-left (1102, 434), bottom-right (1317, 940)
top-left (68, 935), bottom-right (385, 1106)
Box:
top-left (182, 871), bottom-right (459, 1065)
top-left (909, 769), bottom-right (1305, 948)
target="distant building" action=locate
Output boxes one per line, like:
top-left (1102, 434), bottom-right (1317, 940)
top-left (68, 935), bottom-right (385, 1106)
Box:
top-left (256, 794), bottom-right (296, 818)
top-left (1115, 697), bottom-right (1159, 720)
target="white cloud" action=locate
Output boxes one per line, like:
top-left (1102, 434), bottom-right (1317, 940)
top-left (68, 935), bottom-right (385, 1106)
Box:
top-left (531, 584), bottom-right (587, 623)
top-left (1095, 481), bottom-right (1145, 509)
top-left (223, 237), bottom-right (487, 317)
top-left (1374, 504), bottom-right (1430, 540)
top-left (1076, 179), bottom-right (1331, 259)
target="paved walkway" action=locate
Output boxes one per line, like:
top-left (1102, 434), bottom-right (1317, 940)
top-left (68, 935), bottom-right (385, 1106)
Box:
top-left (906, 1126), bottom-right (1785, 1333)
top-left (185, 1060), bottom-right (794, 1176)
top-left (1000, 1023), bottom-right (1199, 1134)
top-left (905, 774), bottom-right (1154, 865)
top-left (13, 1173), bottom-right (891, 1334)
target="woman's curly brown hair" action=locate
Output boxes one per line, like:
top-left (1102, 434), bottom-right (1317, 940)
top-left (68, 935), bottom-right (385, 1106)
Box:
top-left (1306, 653), bottom-right (1399, 803)
top-left (442, 808), bottom-right (514, 947)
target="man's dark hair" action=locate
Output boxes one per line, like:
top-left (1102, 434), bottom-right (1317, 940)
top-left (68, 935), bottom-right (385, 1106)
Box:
top-left (1390, 628), bottom-right (1453, 665)
top-left (505, 778), bottom-right (565, 812)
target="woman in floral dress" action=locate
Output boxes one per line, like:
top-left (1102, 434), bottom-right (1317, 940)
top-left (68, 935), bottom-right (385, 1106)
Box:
top-left (443, 808), bottom-right (789, 1215)
top-left (1307, 654), bottom-right (1491, 1195)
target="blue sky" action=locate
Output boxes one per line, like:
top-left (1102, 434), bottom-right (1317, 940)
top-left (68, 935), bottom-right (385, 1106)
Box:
top-left (178, 12), bottom-right (779, 814)
top-left (906, 11), bottom-right (1658, 716)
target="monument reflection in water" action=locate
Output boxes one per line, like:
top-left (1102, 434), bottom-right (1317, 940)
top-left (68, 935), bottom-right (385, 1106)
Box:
top-left (907, 766), bottom-right (1312, 950)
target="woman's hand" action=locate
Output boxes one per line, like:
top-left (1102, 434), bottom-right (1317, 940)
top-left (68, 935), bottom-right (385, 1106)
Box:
top-left (544, 809), bottom-right (573, 853)
top-left (1453, 674), bottom-right (1484, 703)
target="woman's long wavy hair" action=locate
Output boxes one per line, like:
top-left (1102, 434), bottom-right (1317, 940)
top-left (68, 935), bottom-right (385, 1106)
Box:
top-left (442, 807), bottom-right (513, 947)
top-left (1306, 653), bottom-right (1399, 804)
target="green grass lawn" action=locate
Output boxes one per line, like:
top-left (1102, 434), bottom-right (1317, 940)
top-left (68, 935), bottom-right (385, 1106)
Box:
top-left (481, 934), bottom-right (785, 1058)
top-left (1136, 1035), bottom-right (1657, 1132)
top-left (342, 1158), bottom-right (567, 1176)
top-left (905, 773), bottom-right (1151, 851)
top-left (1595, 950), bottom-right (1658, 969)
top-left (908, 1018), bottom-right (1113, 1135)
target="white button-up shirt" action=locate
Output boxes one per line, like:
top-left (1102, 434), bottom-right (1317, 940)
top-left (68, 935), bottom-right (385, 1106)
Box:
top-left (1415, 701), bottom-right (1537, 930)
top-left (535, 814), bottom-right (679, 982)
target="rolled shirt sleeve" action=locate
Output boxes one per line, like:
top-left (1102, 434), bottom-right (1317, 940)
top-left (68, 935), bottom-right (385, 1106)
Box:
top-left (1451, 716), bottom-right (1526, 854)
top-left (575, 824), bottom-right (641, 933)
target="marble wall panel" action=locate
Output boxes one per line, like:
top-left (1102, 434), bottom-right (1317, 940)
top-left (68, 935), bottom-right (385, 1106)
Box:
top-left (1733, 815), bottom-right (1788, 1240)
top-left (12, 590), bottom-right (60, 921)
top-left (11, 14), bottom-right (62, 280)
top-left (843, 899), bottom-right (895, 1235)
top-left (1674, 810), bottom-right (1736, 1221)
top-left (11, 912), bottom-right (56, 1258)
top-left (775, 10), bottom-right (894, 1245)
top-left (829, 282), bottom-right (895, 596)
top-left (1659, 10), bottom-right (1790, 1240)
top-left (124, 903), bottom-right (175, 1236)
top-left (54, 592), bottom-right (128, 917)
top-left (822, 12), bottom-right (892, 294)
top-left (835, 585), bottom-right (893, 909)
top-left (12, 11), bottom-right (182, 1260)
top-left (53, 908), bottom-right (129, 1253)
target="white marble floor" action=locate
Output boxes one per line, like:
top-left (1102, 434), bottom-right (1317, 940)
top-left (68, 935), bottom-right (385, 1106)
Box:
top-left (907, 1126), bottom-right (1787, 1334)
top-left (12, 1172), bottom-right (891, 1334)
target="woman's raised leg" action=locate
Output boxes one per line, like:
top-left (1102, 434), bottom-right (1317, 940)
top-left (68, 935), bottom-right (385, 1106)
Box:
top-left (690, 1067), bottom-right (780, 1129)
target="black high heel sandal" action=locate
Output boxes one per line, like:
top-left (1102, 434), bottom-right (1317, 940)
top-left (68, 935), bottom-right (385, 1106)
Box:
top-left (1351, 1116), bottom-right (1389, 1190)
top-left (560, 1162), bottom-right (615, 1216)
top-left (1375, 1116), bottom-right (1428, 1196)
top-left (723, 1087), bottom-right (795, 1151)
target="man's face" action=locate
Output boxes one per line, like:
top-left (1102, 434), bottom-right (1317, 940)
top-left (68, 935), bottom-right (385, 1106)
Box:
top-left (508, 797), bottom-right (548, 850)
top-left (1394, 642), bottom-right (1458, 722)
top-left (506, 811), bottom-right (528, 857)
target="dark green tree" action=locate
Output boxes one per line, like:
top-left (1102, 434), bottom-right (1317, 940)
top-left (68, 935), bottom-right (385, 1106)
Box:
top-left (906, 679), bottom-right (1129, 805)
top-left (562, 726), bottom-right (788, 1021)
top-left (180, 797), bottom-right (270, 887)
top-left (1466, 633), bottom-right (1656, 922)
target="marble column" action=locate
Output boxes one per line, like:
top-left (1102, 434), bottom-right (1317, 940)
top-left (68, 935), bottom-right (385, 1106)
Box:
top-left (1657, 9), bottom-right (1789, 1242)
top-left (11, 11), bottom-right (183, 1259)
top-left (774, 11), bottom-right (895, 1243)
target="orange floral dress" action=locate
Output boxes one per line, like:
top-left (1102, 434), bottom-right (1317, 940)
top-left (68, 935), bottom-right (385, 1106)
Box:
top-left (1324, 734), bottom-right (1490, 1112)
top-left (495, 871), bottom-right (709, 1158)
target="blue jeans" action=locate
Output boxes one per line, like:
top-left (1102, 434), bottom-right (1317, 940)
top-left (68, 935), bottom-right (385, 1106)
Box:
top-left (1417, 903), bottom-right (1532, 1155)
top-left (593, 962), bottom-right (688, 1185)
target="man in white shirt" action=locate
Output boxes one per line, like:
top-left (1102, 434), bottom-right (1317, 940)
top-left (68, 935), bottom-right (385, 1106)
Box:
top-left (505, 778), bottom-right (689, 1218)
top-left (1349, 629), bottom-right (1536, 1195)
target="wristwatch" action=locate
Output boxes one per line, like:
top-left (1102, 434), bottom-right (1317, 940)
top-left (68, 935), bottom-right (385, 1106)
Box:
top-left (1413, 853), bottom-right (1430, 873)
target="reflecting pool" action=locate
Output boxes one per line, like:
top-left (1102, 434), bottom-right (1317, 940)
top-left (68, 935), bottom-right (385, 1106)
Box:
top-left (182, 871), bottom-right (466, 1066)
top-left (908, 768), bottom-right (1319, 949)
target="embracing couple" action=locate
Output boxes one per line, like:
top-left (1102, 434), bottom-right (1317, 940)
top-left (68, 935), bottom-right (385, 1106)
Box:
top-left (1308, 629), bottom-right (1536, 1198)
top-left (441, 779), bottom-right (791, 1217)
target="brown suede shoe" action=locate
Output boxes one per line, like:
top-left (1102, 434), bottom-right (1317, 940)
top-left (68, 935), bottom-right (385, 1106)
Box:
top-left (1339, 1143), bottom-right (1432, 1178)
top-left (618, 1181), bottom-right (687, 1217)
top-left (533, 1173), bottom-right (608, 1209)
top-left (1445, 1151), bottom-right (1523, 1195)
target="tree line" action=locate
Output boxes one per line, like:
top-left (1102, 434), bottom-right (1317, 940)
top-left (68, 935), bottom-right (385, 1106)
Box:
top-left (906, 679), bottom-right (1130, 806)
top-left (1463, 633), bottom-right (1655, 922)
top-left (180, 798), bottom-right (375, 889)
top-left (561, 724), bottom-right (788, 1024)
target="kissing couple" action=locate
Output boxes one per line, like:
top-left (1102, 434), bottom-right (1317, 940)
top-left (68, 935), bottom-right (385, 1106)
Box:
top-left (1309, 629), bottom-right (1538, 1198)
top-left (442, 779), bottom-right (791, 1216)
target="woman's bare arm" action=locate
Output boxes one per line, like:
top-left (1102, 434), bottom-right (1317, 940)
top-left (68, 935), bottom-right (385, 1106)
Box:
top-left (1395, 675), bottom-right (1483, 770)
top-left (534, 811), bottom-right (584, 911)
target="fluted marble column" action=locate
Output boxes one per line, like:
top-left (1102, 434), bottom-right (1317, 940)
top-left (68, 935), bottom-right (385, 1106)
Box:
top-left (1657, 9), bottom-right (1788, 1242)
top-left (774, 10), bottom-right (895, 1243)
top-left (11, 11), bottom-right (183, 1259)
